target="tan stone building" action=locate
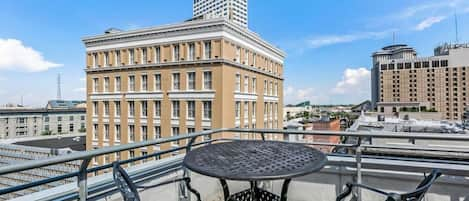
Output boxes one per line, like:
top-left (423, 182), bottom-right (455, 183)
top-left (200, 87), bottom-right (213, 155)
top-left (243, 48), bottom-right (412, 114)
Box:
top-left (82, 18), bottom-right (285, 165)
top-left (371, 44), bottom-right (469, 121)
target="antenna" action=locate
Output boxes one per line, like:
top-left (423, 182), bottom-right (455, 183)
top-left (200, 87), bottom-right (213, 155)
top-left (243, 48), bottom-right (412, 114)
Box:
top-left (57, 73), bottom-right (62, 100)
top-left (455, 13), bottom-right (459, 43)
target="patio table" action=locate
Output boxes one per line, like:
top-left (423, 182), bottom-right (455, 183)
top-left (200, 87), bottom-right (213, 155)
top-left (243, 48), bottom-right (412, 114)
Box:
top-left (183, 140), bottom-right (327, 201)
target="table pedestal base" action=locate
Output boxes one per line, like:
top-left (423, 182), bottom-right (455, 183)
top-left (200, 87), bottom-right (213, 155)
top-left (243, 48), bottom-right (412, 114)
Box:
top-left (220, 179), bottom-right (291, 201)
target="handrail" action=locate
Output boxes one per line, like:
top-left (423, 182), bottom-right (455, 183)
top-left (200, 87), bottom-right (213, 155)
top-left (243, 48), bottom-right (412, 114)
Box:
top-left (1, 128), bottom-right (469, 201)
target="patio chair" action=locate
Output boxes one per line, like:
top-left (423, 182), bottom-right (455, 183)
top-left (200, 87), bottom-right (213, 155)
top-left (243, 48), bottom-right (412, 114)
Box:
top-left (112, 162), bottom-right (201, 201)
top-left (336, 169), bottom-right (441, 201)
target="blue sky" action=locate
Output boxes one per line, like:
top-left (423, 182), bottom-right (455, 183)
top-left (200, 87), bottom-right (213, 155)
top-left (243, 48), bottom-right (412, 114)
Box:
top-left (0, 0), bottom-right (469, 106)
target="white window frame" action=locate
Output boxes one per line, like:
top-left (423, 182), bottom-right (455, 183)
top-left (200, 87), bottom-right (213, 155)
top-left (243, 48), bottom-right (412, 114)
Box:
top-left (141, 101), bottom-right (147, 117)
top-left (128, 75), bottom-right (135, 92)
top-left (244, 49), bottom-right (249, 64)
top-left (103, 52), bottom-right (109, 67)
top-left (104, 77), bottom-right (109, 92)
top-left (92, 53), bottom-right (98, 68)
top-left (128, 49), bottom-right (135, 65)
top-left (115, 125), bottom-right (121, 142)
top-left (235, 101), bottom-right (241, 119)
top-left (154, 46), bottom-right (160, 63)
top-left (141, 74), bottom-right (148, 91)
top-left (235, 46), bottom-right (241, 62)
top-left (154, 101), bottom-right (161, 118)
top-left (172, 73), bottom-right (180, 90)
top-left (187, 72), bottom-right (196, 90)
top-left (252, 77), bottom-right (256, 94)
top-left (115, 50), bottom-right (121, 66)
top-left (244, 75), bottom-right (249, 93)
top-left (235, 74), bottom-right (241, 92)
top-left (93, 78), bottom-right (99, 93)
top-left (154, 74), bottom-right (161, 91)
top-left (203, 101), bottom-right (212, 120)
top-left (115, 76), bottom-right (121, 92)
top-left (188, 43), bottom-right (195, 61)
top-left (203, 71), bottom-right (212, 90)
top-left (204, 41), bottom-right (211, 59)
top-left (128, 125), bottom-right (135, 142)
top-left (128, 101), bottom-right (135, 117)
top-left (173, 44), bottom-right (180, 62)
top-left (104, 101), bottom-right (109, 117)
top-left (187, 101), bottom-right (195, 119)
top-left (141, 48), bottom-right (147, 64)
top-left (172, 101), bottom-right (180, 118)
top-left (115, 101), bottom-right (121, 117)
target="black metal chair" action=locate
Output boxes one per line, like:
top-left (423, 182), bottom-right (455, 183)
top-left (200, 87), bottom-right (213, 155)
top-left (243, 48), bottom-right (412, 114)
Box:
top-left (112, 162), bottom-right (201, 201)
top-left (336, 169), bottom-right (442, 201)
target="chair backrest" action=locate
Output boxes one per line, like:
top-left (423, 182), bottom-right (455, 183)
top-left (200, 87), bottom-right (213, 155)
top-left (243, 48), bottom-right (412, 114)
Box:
top-left (113, 162), bottom-right (141, 201)
top-left (399, 169), bottom-right (442, 201)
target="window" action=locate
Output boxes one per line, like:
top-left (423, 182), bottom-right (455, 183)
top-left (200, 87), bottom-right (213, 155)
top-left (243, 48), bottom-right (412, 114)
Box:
top-left (172, 73), bottom-right (180, 90)
top-left (115, 76), bottom-right (121, 92)
top-left (115, 125), bottom-right (121, 141)
top-left (200, 71), bottom-right (212, 90)
top-left (154, 126), bottom-right (161, 139)
top-left (252, 78), bottom-right (257, 94)
top-left (104, 101), bottom-right (109, 116)
top-left (44, 116), bottom-right (49, 122)
top-left (203, 101), bottom-right (212, 119)
top-left (154, 46), bottom-right (161, 63)
top-left (104, 124), bottom-right (109, 140)
top-left (154, 74), bottom-right (161, 91)
top-left (270, 81), bottom-right (273, 95)
top-left (141, 74), bottom-right (148, 91)
top-left (172, 101), bottom-right (180, 118)
top-left (141, 101), bottom-right (147, 117)
top-left (128, 75), bottom-right (135, 91)
top-left (115, 50), bottom-right (121, 66)
top-left (187, 72), bottom-right (196, 90)
top-left (93, 124), bottom-right (98, 139)
top-left (204, 41), bottom-right (211, 59)
top-left (141, 48), bottom-right (147, 64)
top-left (115, 101), bottom-right (120, 117)
top-left (244, 49), bottom-right (249, 64)
top-left (171, 127), bottom-right (180, 145)
top-left (128, 49), bottom-right (135, 65)
top-left (93, 102), bottom-right (98, 116)
top-left (244, 76), bottom-right (249, 93)
top-left (244, 102), bottom-right (249, 119)
top-left (188, 127), bottom-right (195, 133)
top-left (92, 53), bottom-right (98, 68)
top-left (252, 102), bottom-right (256, 118)
top-left (81, 116), bottom-right (85, 121)
top-left (188, 43), bottom-right (195, 61)
top-left (57, 124), bottom-right (62, 133)
top-left (187, 101), bottom-right (195, 119)
top-left (142, 126), bottom-right (148, 141)
top-left (69, 116), bottom-right (74, 121)
top-left (235, 101), bottom-right (241, 119)
top-left (69, 124), bottom-right (74, 132)
top-left (128, 101), bottom-right (135, 117)
top-left (129, 125), bottom-right (135, 142)
top-left (58, 116), bottom-right (63, 122)
top-left (103, 52), bottom-right (109, 67)
top-left (274, 82), bottom-right (278, 96)
top-left (253, 53), bottom-right (256, 66)
top-left (235, 46), bottom-right (241, 62)
top-left (93, 78), bottom-right (99, 92)
top-left (154, 101), bottom-right (161, 118)
top-left (104, 77), bottom-right (109, 92)
top-left (235, 74), bottom-right (241, 92)
top-left (173, 44), bottom-right (180, 61)
top-left (264, 80), bottom-right (267, 95)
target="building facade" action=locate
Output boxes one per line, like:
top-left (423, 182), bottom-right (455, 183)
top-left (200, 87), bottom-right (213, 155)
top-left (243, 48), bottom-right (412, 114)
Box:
top-left (193, 0), bottom-right (248, 28)
top-left (82, 18), bottom-right (284, 165)
top-left (303, 118), bottom-right (341, 153)
top-left (371, 44), bottom-right (469, 121)
top-left (0, 107), bottom-right (86, 139)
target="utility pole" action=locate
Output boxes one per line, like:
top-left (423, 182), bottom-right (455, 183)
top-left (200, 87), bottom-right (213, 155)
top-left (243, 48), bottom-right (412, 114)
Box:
top-left (57, 73), bottom-right (62, 100)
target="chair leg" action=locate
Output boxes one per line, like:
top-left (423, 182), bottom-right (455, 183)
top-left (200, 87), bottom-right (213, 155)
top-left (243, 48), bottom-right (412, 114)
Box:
top-left (184, 178), bottom-right (201, 201)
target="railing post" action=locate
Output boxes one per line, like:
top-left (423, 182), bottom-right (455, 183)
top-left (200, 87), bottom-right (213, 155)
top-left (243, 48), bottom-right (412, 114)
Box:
top-left (260, 132), bottom-right (265, 141)
top-left (78, 157), bottom-right (91, 201)
top-left (355, 137), bottom-right (362, 201)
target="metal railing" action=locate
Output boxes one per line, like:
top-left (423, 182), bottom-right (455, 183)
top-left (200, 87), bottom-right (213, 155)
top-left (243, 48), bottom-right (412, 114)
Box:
top-left (0, 128), bottom-right (469, 201)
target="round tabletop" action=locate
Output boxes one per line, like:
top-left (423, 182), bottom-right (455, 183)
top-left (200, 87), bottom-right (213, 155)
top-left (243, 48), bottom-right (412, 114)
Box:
top-left (183, 140), bottom-right (327, 181)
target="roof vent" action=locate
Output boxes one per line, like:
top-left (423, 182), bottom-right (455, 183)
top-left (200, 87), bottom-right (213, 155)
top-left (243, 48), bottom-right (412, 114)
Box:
top-left (104, 28), bottom-right (122, 34)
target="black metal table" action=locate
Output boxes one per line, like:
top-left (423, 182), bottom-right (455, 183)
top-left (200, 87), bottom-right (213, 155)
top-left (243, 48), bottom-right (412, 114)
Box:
top-left (183, 140), bottom-right (327, 201)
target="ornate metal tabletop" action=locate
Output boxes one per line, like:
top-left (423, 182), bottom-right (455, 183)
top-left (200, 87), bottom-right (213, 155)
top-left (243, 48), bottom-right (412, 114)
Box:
top-left (183, 140), bottom-right (327, 181)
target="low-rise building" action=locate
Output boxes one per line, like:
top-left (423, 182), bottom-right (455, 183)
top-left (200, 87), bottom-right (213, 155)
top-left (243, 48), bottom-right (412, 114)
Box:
top-left (302, 117), bottom-right (341, 153)
top-left (0, 100), bottom-right (86, 139)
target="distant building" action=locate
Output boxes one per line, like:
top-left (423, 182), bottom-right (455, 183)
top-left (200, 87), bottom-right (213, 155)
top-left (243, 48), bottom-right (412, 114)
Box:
top-left (371, 43), bottom-right (469, 121)
top-left (351, 100), bottom-right (372, 113)
top-left (0, 101), bottom-right (86, 139)
top-left (193, 0), bottom-right (248, 28)
top-left (302, 117), bottom-right (341, 153)
top-left (46, 100), bottom-right (86, 109)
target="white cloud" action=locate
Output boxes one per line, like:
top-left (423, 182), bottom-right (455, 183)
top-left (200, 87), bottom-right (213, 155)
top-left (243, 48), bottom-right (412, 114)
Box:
top-left (415, 16), bottom-right (446, 31)
top-left (284, 86), bottom-right (330, 105)
top-left (0, 38), bottom-right (62, 72)
top-left (332, 68), bottom-right (370, 95)
top-left (397, 0), bottom-right (463, 19)
top-left (308, 30), bottom-right (394, 48)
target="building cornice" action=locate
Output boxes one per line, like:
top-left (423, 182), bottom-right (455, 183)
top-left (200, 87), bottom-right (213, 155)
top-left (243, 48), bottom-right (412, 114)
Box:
top-left (85, 59), bottom-right (284, 80)
top-left (82, 18), bottom-right (285, 63)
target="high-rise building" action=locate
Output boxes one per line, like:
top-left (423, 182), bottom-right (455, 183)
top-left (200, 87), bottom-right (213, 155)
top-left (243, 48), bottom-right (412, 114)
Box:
top-left (82, 18), bottom-right (284, 165)
top-left (193, 0), bottom-right (248, 28)
top-left (371, 43), bottom-right (469, 120)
